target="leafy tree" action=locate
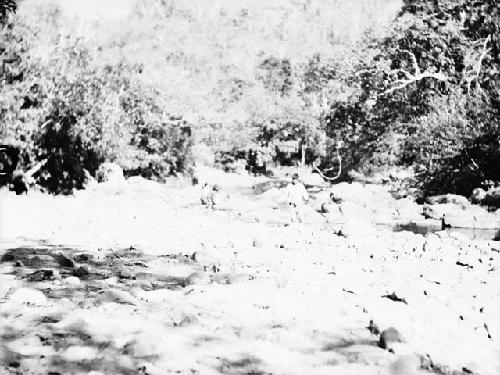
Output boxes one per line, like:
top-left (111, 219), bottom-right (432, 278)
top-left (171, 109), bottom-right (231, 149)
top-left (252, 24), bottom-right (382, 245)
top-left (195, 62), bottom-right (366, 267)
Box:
top-left (324, 0), bottom-right (500, 194)
top-left (0, 0), bottom-right (16, 23)
top-left (0, 21), bottom-right (193, 193)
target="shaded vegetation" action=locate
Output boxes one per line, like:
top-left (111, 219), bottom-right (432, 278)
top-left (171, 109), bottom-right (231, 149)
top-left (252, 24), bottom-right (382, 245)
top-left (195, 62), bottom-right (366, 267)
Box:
top-left (0, 0), bottom-right (498, 196)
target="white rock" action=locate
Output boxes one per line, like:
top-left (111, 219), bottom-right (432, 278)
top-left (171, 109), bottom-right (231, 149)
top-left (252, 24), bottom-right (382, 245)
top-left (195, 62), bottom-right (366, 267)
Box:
top-left (65, 276), bottom-right (81, 286)
top-left (389, 354), bottom-right (420, 375)
top-left (62, 346), bottom-right (98, 361)
top-left (99, 289), bottom-right (138, 305)
top-left (9, 287), bottom-right (47, 305)
top-left (96, 162), bottom-right (124, 184)
top-left (131, 332), bottom-right (169, 357)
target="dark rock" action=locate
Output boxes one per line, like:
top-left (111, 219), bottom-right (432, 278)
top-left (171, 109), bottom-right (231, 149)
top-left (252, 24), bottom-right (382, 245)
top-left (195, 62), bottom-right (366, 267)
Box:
top-left (367, 319), bottom-right (380, 335)
top-left (73, 265), bottom-right (90, 278)
top-left (381, 292), bottom-right (408, 304)
top-left (58, 254), bottom-right (75, 268)
top-left (119, 269), bottom-right (134, 279)
top-left (1, 253), bottom-right (15, 262)
top-left (14, 260), bottom-right (24, 267)
top-left (379, 327), bottom-right (405, 349)
top-left (27, 269), bottom-right (54, 282)
top-left (483, 187), bottom-right (500, 208)
top-left (73, 253), bottom-right (93, 262)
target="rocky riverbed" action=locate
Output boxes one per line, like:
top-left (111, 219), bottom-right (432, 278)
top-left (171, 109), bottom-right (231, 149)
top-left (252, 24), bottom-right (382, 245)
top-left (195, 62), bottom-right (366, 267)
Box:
top-left (0, 170), bottom-right (499, 375)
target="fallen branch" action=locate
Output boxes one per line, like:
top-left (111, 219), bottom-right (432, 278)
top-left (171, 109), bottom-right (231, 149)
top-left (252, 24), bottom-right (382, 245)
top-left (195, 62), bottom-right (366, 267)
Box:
top-left (314, 141), bottom-right (342, 182)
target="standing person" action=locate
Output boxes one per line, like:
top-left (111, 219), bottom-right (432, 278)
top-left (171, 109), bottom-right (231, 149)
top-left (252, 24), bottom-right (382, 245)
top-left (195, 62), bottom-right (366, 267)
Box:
top-left (200, 182), bottom-right (215, 209)
top-left (285, 173), bottom-right (309, 223)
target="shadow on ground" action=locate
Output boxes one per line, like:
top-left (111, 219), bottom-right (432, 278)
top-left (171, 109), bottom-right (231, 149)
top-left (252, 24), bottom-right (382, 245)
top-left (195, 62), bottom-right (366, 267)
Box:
top-left (0, 243), bottom-right (195, 374)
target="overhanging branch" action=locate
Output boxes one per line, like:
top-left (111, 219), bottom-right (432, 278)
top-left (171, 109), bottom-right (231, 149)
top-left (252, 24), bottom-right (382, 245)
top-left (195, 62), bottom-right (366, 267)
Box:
top-left (379, 50), bottom-right (448, 96)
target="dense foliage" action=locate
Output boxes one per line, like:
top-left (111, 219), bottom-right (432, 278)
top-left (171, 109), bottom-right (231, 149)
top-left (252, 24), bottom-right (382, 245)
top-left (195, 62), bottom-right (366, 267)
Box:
top-left (0, 0), bottom-right (16, 22)
top-left (0, 20), bottom-right (192, 193)
top-left (324, 0), bottom-right (500, 195)
top-left (2, 0), bottom-right (498, 196)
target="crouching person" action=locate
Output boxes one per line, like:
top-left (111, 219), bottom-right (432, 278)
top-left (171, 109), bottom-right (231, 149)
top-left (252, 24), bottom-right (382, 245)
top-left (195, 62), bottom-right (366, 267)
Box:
top-left (320, 191), bottom-right (345, 234)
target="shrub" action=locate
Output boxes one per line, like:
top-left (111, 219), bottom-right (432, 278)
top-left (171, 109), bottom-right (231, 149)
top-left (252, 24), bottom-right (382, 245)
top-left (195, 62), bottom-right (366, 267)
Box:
top-left (0, 23), bottom-right (194, 193)
top-left (404, 93), bottom-right (500, 196)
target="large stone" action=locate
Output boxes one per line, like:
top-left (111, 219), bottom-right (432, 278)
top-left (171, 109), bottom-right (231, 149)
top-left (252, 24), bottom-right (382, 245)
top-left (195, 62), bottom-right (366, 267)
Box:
top-left (96, 162), bottom-right (124, 184)
top-left (379, 327), bottom-right (405, 350)
top-left (470, 188), bottom-right (487, 204)
top-left (425, 194), bottom-right (469, 206)
top-left (74, 265), bottom-right (90, 278)
top-left (389, 355), bottom-right (420, 375)
top-left (9, 288), bottom-right (47, 305)
top-left (64, 276), bottom-right (82, 286)
top-left (484, 187), bottom-right (500, 208)
top-left (62, 346), bottom-right (98, 361)
top-left (58, 253), bottom-right (76, 268)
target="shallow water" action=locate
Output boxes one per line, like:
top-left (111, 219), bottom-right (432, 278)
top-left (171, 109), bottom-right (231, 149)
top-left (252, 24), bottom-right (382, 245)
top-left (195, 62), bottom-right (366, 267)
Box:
top-left (393, 222), bottom-right (499, 241)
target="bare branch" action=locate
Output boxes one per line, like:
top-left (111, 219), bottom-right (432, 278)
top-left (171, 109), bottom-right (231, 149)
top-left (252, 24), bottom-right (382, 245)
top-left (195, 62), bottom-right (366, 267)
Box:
top-left (25, 158), bottom-right (48, 178)
top-left (380, 50), bottom-right (448, 96)
top-left (401, 50), bottom-right (421, 75)
top-left (464, 35), bottom-right (491, 93)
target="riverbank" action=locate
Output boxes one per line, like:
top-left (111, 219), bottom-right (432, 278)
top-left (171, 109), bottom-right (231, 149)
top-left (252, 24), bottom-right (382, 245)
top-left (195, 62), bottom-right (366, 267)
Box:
top-left (0, 173), bottom-right (499, 374)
